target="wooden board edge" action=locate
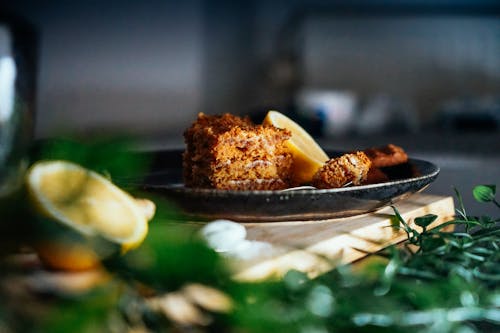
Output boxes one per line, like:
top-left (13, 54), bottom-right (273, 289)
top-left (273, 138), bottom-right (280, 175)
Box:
top-left (234, 196), bottom-right (455, 282)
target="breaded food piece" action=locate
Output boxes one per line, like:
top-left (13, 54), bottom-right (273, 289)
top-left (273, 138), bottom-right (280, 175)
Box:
top-left (363, 144), bottom-right (408, 168)
top-left (183, 113), bottom-right (294, 190)
top-left (312, 151), bottom-right (371, 189)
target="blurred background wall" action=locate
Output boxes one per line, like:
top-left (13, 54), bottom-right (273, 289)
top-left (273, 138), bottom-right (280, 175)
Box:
top-left (4, 0), bottom-right (204, 137)
top-left (2, 0), bottom-right (500, 215)
top-left (3, 0), bottom-right (500, 139)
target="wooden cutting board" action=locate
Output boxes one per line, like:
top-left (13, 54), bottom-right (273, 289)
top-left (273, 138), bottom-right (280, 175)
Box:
top-left (234, 193), bottom-right (455, 281)
top-left (8, 194), bottom-right (455, 292)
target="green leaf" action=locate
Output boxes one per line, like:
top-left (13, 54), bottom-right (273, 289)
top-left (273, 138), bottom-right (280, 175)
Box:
top-left (473, 185), bottom-right (496, 203)
top-left (415, 214), bottom-right (438, 228)
top-left (421, 237), bottom-right (446, 252)
top-left (454, 187), bottom-right (468, 220)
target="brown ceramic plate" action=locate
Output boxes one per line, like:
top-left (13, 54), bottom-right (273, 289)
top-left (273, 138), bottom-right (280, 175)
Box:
top-left (134, 149), bottom-right (439, 222)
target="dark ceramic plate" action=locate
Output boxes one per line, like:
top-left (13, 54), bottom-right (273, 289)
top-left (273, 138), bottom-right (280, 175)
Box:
top-left (135, 149), bottom-right (439, 222)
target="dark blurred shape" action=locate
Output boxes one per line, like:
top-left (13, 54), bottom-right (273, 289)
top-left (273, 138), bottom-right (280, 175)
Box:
top-left (437, 96), bottom-right (500, 132)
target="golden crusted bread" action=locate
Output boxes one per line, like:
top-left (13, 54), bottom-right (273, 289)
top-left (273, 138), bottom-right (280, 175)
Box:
top-left (184, 114), bottom-right (408, 190)
top-left (312, 152), bottom-right (371, 189)
top-left (183, 113), bottom-right (294, 190)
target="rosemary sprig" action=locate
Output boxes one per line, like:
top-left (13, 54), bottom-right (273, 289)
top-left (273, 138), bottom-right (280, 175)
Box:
top-left (388, 185), bottom-right (500, 290)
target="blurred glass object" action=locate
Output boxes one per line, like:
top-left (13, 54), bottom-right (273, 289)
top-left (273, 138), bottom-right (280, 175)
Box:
top-left (0, 16), bottom-right (37, 197)
top-left (296, 89), bottom-right (357, 137)
top-left (356, 94), bottom-right (419, 135)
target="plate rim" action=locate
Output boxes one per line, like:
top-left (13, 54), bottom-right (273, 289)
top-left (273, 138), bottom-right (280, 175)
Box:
top-left (139, 151), bottom-right (440, 221)
top-left (146, 157), bottom-right (440, 196)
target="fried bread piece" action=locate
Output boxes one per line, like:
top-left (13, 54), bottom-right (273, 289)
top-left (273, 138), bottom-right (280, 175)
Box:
top-left (183, 113), bottom-right (294, 190)
top-left (363, 144), bottom-right (408, 168)
top-left (312, 151), bottom-right (371, 189)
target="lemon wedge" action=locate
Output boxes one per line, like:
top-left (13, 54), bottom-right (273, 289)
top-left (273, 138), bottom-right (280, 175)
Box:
top-left (27, 160), bottom-right (150, 253)
top-left (263, 110), bottom-right (329, 184)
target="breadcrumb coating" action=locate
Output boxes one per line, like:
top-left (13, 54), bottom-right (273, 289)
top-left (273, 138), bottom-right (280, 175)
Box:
top-left (183, 113), bottom-right (294, 190)
top-left (312, 152), bottom-right (371, 189)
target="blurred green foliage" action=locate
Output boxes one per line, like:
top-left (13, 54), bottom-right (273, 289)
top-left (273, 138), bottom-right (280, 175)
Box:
top-left (0, 138), bottom-right (498, 332)
top-left (104, 221), bottom-right (229, 291)
top-left (30, 137), bottom-right (151, 183)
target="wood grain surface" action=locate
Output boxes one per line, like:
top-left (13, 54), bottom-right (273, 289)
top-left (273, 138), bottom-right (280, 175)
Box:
top-left (235, 194), bottom-right (455, 281)
top-left (6, 194), bottom-right (455, 291)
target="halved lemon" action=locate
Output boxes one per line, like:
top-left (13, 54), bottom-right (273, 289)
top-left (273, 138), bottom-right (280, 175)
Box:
top-left (27, 161), bottom-right (151, 255)
top-left (263, 110), bottom-right (329, 184)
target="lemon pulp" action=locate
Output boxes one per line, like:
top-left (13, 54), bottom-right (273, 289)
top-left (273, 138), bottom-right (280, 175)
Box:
top-left (263, 110), bottom-right (329, 184)
top-left (27, 161), bottom-right (149, 251)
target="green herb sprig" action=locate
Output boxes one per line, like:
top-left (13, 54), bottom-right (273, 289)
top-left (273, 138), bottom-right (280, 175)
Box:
top-left (387, 185), bottom-right (499, 289)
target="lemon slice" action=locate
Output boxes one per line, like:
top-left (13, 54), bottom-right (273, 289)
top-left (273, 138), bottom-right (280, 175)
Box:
top-left (27, 160), bottom-right (149, 252)
top-left (263, 110), bottom-right (329, 184)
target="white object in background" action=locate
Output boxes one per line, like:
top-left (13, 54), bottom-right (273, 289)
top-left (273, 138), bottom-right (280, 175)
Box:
top-left (200, 219), bottom-right (247, 253)
top-left (0, 26), bottom-right (16, 123)
top-left (296, 89), bottom-right (357, 136)
top-left (0, 25), bottom-right (16, 163)
top-left (227, 240), bottom-right (275, 261)
top-left (200, 220), bottom-right (275, 261)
